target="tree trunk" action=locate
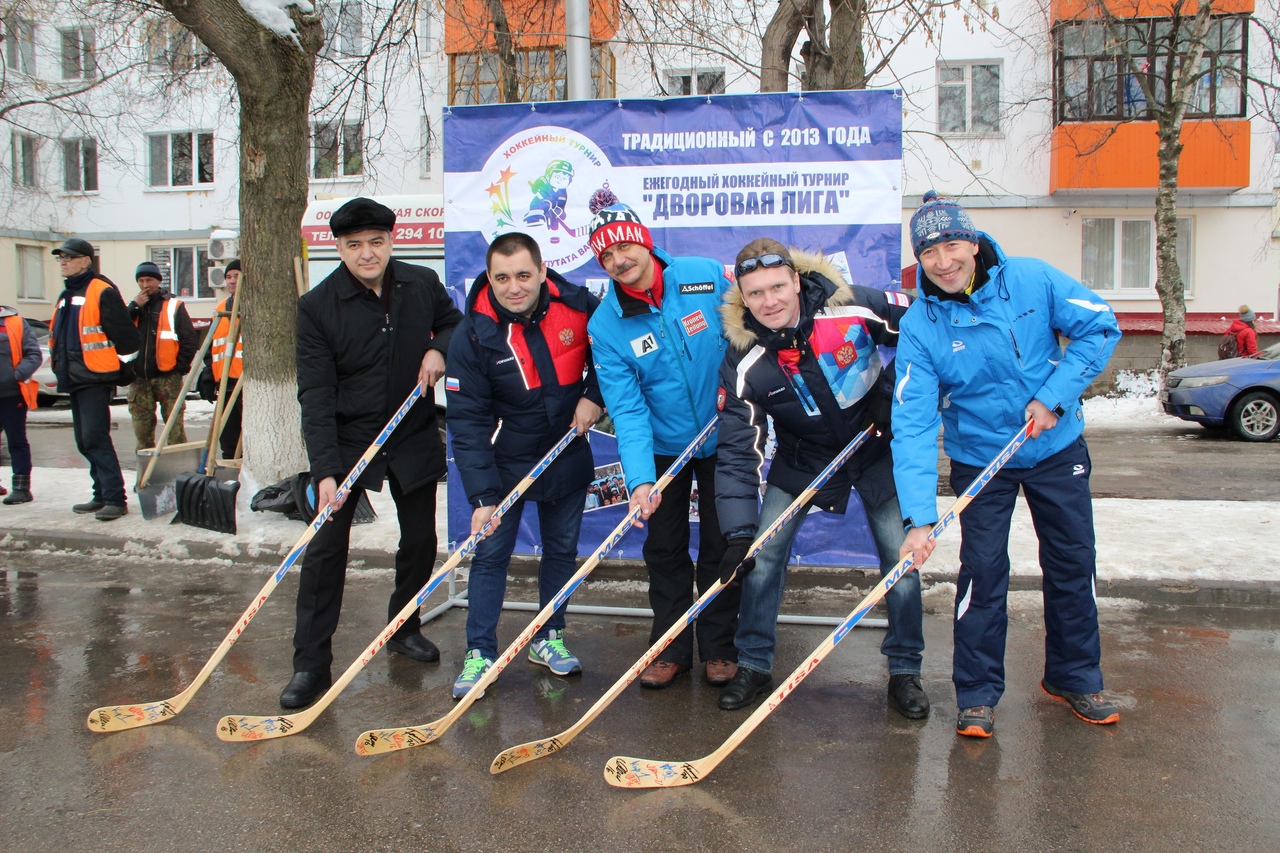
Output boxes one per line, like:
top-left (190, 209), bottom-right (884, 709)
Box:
top-left (827, 0), bottom-right (868, 89)
top-left (487, 0), bottom-right (522, 103)
top-left (1153, 125), bottom-right (1187, 379)
top-left (761, 0), bottom-right (805, 91)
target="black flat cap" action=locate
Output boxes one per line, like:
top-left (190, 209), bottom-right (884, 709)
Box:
top-left (52, 237), bottom-right (95, 257)
top-left (329, 197), bottom-right (396, 237)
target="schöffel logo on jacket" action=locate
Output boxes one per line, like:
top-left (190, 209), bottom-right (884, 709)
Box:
top-left (678, 281), bottom-right (715, 295)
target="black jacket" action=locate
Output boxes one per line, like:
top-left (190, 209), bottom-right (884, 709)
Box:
top-left (715, 250), bottom-right (911, 539)
top-left (51, 270), bottom-right (141, 391)
top-left (297, 259), bottom-right (463, 493)
top-left (446, 268), bottom-right (603, 507)
top-left (128, 290), bottom-right (199, 379)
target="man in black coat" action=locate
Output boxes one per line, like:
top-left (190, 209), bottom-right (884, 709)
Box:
top-left (281, 197), bottom-right (464, 709)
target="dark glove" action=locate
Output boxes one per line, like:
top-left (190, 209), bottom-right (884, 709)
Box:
top-left (197, 365), bottom-right (217, 403)
top-left (719, 536), bottom-right (757, 585)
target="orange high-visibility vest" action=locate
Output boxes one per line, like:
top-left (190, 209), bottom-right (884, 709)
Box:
top-left (211, 296), bottom-right (242, 380)
top-left (3, 314), bottom-right (38, 409)
top-left (50, 277), bottom-right (122, 374)
top-left (135, 295), bottom-right (182, 372)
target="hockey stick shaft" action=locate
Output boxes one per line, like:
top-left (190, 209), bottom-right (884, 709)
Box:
top-left (489, 423), bottom-right (875, 775)
top-left (354, 418), bottom-right (720, 755)
top-left (216, 426), bottom-right (581, 742)
top-left (603, 420), bottom-right (1035, 788)
top-left (86, 385), bottom-right (425, 733)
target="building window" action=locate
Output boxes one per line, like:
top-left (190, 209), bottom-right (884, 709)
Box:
top-left (938, 62), bottom-right (1001, 134)
top-left (146, 19), bottom-right (212, 74)
top-left (11, 133), bottom-right (38, 188)
top-left (4, 18), bottom-right (35, 75)
top-left (60, 27), bottom-right (95, 79)
top-left (16, 245), bottom-right (44, 300)
top-left (1081, 217), bottom-right (1193, 292)
top-left (62, 138), bottom-right (98, 192)
top-left (321, 2), bottom-right (364, 57)
top-left (449, 45), bottom-right (615, 105)
top-left (1055, 16), bottom-right (1246, 123)
top-left (149, 246), bottom-right (214, 299)
top-left (149, 132), bottom-right (214, 187)
top-left (312, 121), bottom-right (363, 179)
top-left (664, 68), bottom-right (726, 96)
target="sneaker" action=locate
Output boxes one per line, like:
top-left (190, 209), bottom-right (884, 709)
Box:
top-left (527, 630), bottom-right (582, 676)
top-left (1041, 679), bottom-right (1120, 725)
top-left (956, 705), bottom-right (995, 738)
top-left (452, 650), bottom-right (493, 700)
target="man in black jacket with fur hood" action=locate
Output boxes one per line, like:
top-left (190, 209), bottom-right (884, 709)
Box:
top-left (282, 197), bottom-right (463, 710)
top-left (713, 238), bottom-right (929, 719)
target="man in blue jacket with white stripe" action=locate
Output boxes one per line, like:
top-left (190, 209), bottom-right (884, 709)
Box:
top-left (585, 198), bottom-right (739, 690)
top-left (892, 191), bottom-right (1122, 738)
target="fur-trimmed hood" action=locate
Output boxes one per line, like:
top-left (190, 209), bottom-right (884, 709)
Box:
top-left (720, 248), bottom-right (855, 352)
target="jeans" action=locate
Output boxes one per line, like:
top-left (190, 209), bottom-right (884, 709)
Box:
top-left (464, 489), bottom-right (585, 660)
top-left (70, 384), bottom-right (126, 506)
top-left (735, 484), bottom-right (924, 676)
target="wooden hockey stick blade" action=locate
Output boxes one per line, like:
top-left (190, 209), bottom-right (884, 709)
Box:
top-left (354, 419), bottom-right (719, 756)
top-left (603, 421), bottom-right (1035, 788)
top-left (489, 424), bottom-right (873, 775)
top-left (86, 387), bottom-right (425, 734)
top-left (215, 427), bottom-right (579, 743)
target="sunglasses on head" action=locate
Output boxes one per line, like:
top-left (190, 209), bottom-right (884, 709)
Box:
top-left (735, 253), bottom-right (793, 278)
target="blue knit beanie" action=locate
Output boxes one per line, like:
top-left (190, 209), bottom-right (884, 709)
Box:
top-left (910, 190), bottom-right (980, 259)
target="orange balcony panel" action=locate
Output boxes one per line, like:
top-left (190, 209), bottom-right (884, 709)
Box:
top-left (445, 0), bottom-right (618, 53)
top-left (1052, 0), bottom-right (1252, 19)
top-left (1049, 120), bottom-right (1250, 192)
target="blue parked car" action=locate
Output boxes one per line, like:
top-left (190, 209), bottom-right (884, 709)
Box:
top-left (1162, 342), bottom-right (1280, 441)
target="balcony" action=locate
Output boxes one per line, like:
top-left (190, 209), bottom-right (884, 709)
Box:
top-left (1049, 119), bottom-right (1250, 192)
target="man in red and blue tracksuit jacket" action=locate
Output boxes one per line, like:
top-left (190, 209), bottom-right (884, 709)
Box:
top-left (584, 200), bottom-right (739, 690)
top-left (445, 232), bottom-right (603, 697)
top-left (893, 191), bottom-right (1121, 738)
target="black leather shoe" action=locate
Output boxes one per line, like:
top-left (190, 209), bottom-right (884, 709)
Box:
top-left (73, 500), bottom-right (105, 514)
top-left (718, 667), bottom-right (774, 711)
top-left (888, 673), bottom-right (931, 720)
top-left (387, 632), bottom-right (440, 663)
top-left (279, 671), bottom-right (331, 709)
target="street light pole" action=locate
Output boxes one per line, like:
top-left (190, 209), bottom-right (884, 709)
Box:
top-left (565, 0), bottom-right (591, 100)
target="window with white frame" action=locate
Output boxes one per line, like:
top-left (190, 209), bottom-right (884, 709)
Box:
top-left (321, 2), bottom-right (364, 58)
top-left (149, 246), bottom-right (214, 299)
top-left (449, 45), bottom-right (615, 104)
top-left (4, 18), bottom-right (35, 75)
top-left (62, 138), bottom-right (98, 192)
top-left (312, 120), bottom-right (363, 179)
top-left (146, 18), bottom-right (212, 74)
top-left (11, 133), bottom-right (38, 188)
top-left (1081, 217), bottom-right (1193, 292)
top-left (16, 245), bottom-right (44, 300)
top-left (60, 27), bottom-right (95, 79)
top-left (664, 68), bottom-right (726, 97)
top-left (149, 131), bottom-right (214, 187)
top-left (938, 62), bottom-right (1001, 134)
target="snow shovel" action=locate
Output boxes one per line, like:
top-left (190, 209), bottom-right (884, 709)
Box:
top-left (173, 284), bottom-right (243, 533)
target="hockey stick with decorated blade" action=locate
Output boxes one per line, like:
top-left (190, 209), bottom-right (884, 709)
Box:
top-left (86, 385), bottom-right (425, 733)
top-left (354, 418), bottom-right (719, 756)
top-left (215, 426), bottom-right (581, 742)
top-left (603, 420), bottom-right (1035, 788)
top-left (489, 423), bottom-right (874, 775)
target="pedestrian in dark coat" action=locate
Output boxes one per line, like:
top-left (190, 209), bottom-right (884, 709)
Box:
top-left (281, 197), bottom-right (463, 710)
top-left (127, 262), bottom-right (198, 450)
top-left (0, 305), bottom-right (40, 503)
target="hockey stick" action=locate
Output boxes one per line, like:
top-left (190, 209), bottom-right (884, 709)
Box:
top-left (215, 426), bottom-right (581, 742)
top-left (489, 423), bottom-right (875, 775)
top-left (86, 385), bottom-right (425, 733)
top-left (354, 417), bottom-right (720, 756)
top-left (603, 419), bottom-right (1036, 788)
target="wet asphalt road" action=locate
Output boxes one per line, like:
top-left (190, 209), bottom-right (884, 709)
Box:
top-left (3, 551), bottom-right (1279, 852)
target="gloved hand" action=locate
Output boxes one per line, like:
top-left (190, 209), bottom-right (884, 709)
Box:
top-left (719, 536), bottom-right (757, 585)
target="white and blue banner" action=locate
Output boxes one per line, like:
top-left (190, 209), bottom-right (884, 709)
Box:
top-left (443, 91), bottom-right (903, 567)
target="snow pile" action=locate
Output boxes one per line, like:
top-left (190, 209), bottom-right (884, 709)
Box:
top-left (238, 0), bottom-right (315, 48)
top-left (1083, 369), bottom-right (1177, 428)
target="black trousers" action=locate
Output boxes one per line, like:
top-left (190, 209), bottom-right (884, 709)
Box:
top-left (292, 471), bottom-right (439, 674)
top-left (0, 395), bottom-right (31, 474)
top-left (70, 384), bottom-right (126, 506)
top-left (643, 452), bottom-right (738, 665)
top-left (218, 393), bottom-right (242, 459)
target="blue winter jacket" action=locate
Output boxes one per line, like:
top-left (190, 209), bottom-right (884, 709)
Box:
top-left (891, 234), bottom-right (1120, 528)
top-left (587, 247), bottom-right (730, 489)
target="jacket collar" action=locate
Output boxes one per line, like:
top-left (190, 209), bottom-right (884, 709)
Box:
top-left (338, 259), bottom-right (397, 300)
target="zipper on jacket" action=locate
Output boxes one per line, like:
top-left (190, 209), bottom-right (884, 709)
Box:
top-left (1008, 329), bottom-right (1024, 367)
top-left (657, 312), bottom-right (701, 424)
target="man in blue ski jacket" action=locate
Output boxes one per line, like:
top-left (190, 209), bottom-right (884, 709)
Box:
top-left (445, 232), bottom-right (603, 698)
top-left (892, 191), bottom-right (1122, 738)
top-left (585, 199), bottom-right (739, 690)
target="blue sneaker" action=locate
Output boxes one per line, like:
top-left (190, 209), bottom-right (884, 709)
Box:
top-left (527, 630), bottom-right (582, 676)
top-left (452, 650), bottom-right (493, 700)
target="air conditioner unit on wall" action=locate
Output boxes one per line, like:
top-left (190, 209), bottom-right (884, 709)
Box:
top-left (208, 265), bottom-right (226, 289)
top-left (208, 237), bottom-right (238, 260)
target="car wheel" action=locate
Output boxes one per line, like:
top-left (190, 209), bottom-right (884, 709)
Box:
top-left (1228, 391), bottom-right (1280, 442)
